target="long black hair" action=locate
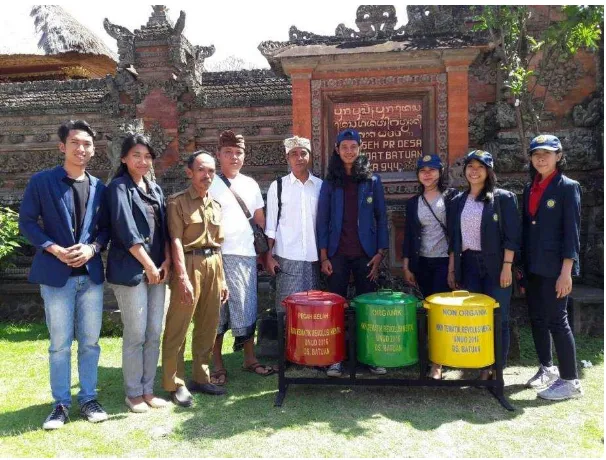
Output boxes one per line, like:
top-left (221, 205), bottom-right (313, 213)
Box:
top-left (528, 148), bottom-right (566, 181)
top-left (113, 134), bottom-right (156, 178)
top-left (325, 149), bottom-right (373, 187)
top-left (416, 166), bottom-right (447, 194)
top-left (464, 159), bottom-right (497, 202)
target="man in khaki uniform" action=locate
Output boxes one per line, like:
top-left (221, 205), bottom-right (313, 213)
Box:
top-left (162, 152), bottom-right (229, 407)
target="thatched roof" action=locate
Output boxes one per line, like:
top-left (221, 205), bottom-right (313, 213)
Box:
top-left (29, 5), bottom-right (116, 59)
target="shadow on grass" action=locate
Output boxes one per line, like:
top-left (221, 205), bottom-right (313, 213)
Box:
top-left (0, 363), bottom-right (129, 437)
top-left (0, 322), bottom-right (48, 342)
top-left (168, 353), bottom-right (529, 443)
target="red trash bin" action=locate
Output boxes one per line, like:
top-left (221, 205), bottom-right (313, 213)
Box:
top-left (282, 290), bottom-right (347, 366)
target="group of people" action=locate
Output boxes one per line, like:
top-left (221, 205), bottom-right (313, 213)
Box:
top-left (18, 119), bottom-right (583, 431)
top-left (402, 136), bottom-right (583, 401)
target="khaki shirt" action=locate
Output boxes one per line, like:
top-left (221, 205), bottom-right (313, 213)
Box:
top-left (167, 185), bottom-right (224, 252)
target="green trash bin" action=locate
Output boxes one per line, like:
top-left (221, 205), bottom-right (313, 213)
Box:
top-left (352, 289), bottom-right (420, 367)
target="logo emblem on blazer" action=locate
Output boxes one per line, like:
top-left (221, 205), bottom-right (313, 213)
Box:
top-left (422, 155), bottom-right (432, 162)
top-left (547, 199), bottom-right (556, 208)
top-left (367, 196), bottom-right (373, 204)
top-left (493, 213), bottom-right (499, 221)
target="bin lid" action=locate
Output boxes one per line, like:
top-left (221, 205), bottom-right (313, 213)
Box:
top-left (282, 290), bottom-right (347, 307)
top-left (424, 290), bottom-right (499, 309)
top-left (352, 289), bottom-right (418, 307)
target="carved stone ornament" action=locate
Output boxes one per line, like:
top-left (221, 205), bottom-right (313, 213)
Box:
top-left (104, 119), bottom-right (145, 182)
top-left (537, 56), bottom-right (585, 101)
top-left (8, 134), bottom-right (25, 144)
top-left (147, 121), bottom-right (174, 158)
top-left (103, 18), bottom-right (135, 68)
top-left (34, 133), bottom-right (50, 143)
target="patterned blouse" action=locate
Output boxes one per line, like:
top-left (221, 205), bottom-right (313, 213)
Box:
top-left (418, 194), bottom-right (449, 258)
top-left (461, 195), bottom-right (484, 251)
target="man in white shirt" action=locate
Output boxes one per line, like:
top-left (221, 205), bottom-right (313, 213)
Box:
top-left (209, 130), bottom-right (275, 385)
top-left (265, 136), bottom-right (322, 311)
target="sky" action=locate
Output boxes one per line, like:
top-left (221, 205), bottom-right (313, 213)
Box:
top-left (1, 3), bottom-right (410, 69)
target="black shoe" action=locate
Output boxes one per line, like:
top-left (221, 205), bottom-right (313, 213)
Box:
top-left (171, 385), bottom-right (193, 407)
top-left (80, 400), bottom-right (108, 423)
top-left (188, 380), bottom-right (227, 395)
top-left (43, 404), bottom-right (69, 430)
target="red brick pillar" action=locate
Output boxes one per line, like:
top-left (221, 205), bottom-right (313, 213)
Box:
top-left (445, 64), bottom-right (470, 164)
top-left (290, 71), bottom-right (312, 139)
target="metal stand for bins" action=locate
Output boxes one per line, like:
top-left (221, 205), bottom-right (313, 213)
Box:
top-left (275, 307), bottom-right (514, 411)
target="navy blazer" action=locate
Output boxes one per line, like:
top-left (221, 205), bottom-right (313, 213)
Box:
top-left (449, 188), bottom-right (520, 283)
top-left (521, 173), bottom-right (581, 278)
top-left (402, 188), bottom-right (456, 273)
top-left (317, 174), bottom-right (389, 258)
top-left (18, 166), bottom-right (108, 287)
top-left (104, 174), bottom-right (168, 286)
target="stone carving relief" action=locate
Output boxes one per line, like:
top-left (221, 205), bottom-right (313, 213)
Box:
top-left (34, 133), bottom-right (50, 143)
top-left (148, 121), bottom-right (174, 158)
top-left (469, 102), bottom-right (497, 146)
top-left (196, 141), bottom-right (286, 167)
top-left (8, 134), bottom-right (25, 144)
top-left (573, 94), bottom-right (603, 128)
top-left (103, 19), bottom-right (135, 69)
top-left (104, 119), bottom-right (145, 182)
top-left (405, 5), bottom-right (473, 35)
top-left (0, 150), bottom-right (111, 174)
top-left (537, 57), bottom-right (585, 101)
top-left (495, 101), bottom-right (517, 129)
top-left (470, 53), bottom-right (498, 85)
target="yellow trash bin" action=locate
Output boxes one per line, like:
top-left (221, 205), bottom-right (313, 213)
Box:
top-left (424, 290), bottom-right (499, 368)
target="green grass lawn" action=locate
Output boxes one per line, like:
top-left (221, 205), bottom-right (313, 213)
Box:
top-left (0, 322), bottom-right (603, 457)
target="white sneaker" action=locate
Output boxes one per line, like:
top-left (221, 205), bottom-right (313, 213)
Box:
top-left (526, 365), bottom-right (560, 389)
top-left (42, 404), bottom-right (69, 430)
top-left (538, 378), bottom-right (584, 401)
top-left (326, 362), bottom-right (342, 377)
top-left (368, 365), bottom-right (387, 375)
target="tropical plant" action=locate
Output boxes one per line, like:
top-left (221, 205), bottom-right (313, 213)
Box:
top-left (473, 5), bottom-right (603, 151)
top-left (0, 207), bottom-right (26, 270)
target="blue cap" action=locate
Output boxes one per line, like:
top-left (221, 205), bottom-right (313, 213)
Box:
top-left (417, 154), bottom-right (443, 170)
top-left (529, 134), bottom-right (562, 153)
top-left (465, 150), bottom-right (494, 169)
top-left (336, 128), bottom-right (361, 146)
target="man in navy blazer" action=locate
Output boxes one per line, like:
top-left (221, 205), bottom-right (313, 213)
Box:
top-left (19, 120), bottom-right (109, 430)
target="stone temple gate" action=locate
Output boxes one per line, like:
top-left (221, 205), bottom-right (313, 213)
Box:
top-left (0, 6), bottom-right (603, 317)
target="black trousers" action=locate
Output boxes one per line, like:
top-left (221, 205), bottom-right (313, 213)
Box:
top-left (527, 273), bottom-right (578, 380)
top-left (326, 254), bottom-right (376, 299)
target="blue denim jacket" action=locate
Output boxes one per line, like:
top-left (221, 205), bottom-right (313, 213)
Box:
top-left (18, 166), bottom-right (108, 287)
top-left (316, 174), bottom-right (389, 258)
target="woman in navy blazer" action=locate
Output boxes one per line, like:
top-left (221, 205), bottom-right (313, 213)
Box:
top-left (448, 150), bottom-right (520, 379)
top-left (522, 134), bottom-right (583, 401)
top-left (104, 134), bottom-right (171, 413)
top-left (316, 128), bottom-right (389, 377)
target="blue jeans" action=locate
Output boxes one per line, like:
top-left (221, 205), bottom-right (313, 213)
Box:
top-left (40, 276), bottom-right (104, 407)
top-left (460, 251), bottom-right (512, 366)
top-left (111, 282), bottom-right (166, 398)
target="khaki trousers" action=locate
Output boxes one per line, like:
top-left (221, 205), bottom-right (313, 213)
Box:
top-left (162, 253), bottom-right (222, 391)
